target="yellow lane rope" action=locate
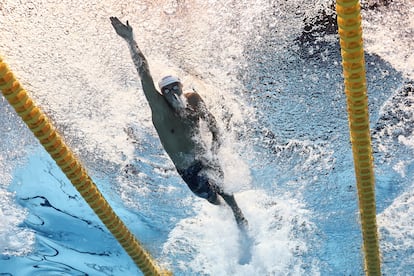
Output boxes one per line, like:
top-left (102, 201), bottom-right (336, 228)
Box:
top-left (336, 0), bottom-right (381, 275)
top-left (0, 56), bottom-right (171, 276)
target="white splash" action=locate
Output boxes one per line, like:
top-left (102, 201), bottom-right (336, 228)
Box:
top-left (162, 190), bottom-right (319, 275)
top-left (0, 188), bottom-right (35, 256)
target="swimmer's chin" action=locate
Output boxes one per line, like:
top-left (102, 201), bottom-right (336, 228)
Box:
top-left (170, 95), bottom-right (187, 110)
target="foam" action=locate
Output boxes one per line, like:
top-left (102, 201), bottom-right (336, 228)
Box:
top-left (362, 0), bottom-right (414, 79)
top-left (0, 189), bottom-right (35, 256)
top-left (0, 103), bottom-right (36, 257)
top-left (378, 184), bottom-right (414, 274)
top-left (161, 190), bottom-right (319, 275)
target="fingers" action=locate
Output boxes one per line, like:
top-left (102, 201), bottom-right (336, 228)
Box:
top-left (110, 16), bottom-right (133, 40)
top-left (110, 17), bottom-right (132, 30)
top-left (110, 16), bottom-right (124, 27)
top-left (109, 16), bottom-right (119, 24)
top-left (110, 17), bottom-right (119, 28)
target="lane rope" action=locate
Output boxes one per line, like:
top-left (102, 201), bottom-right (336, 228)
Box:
top-left (335, 1), bottom-right (381, 275)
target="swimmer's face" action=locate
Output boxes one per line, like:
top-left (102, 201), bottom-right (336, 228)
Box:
top-left (161, 82), bottom-right (182, 96)
top-left (161, 82), bottom-right (185, 110)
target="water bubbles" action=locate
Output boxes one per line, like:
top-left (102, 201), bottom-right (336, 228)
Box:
top-left (0, 190), bottom-right (35, 256)
top-left (163, 0), bottom-right (179, 15)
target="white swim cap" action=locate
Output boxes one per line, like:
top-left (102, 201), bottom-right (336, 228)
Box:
top-left (158, 75), bottom-right (181, 90)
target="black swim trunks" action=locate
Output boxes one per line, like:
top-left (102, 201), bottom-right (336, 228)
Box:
top-left (177, 161), bottom-right (222, 204)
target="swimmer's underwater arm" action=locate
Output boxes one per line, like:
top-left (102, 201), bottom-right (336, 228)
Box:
top-left (193, 94), bottom-right (222, 153)
top-left (206, 110), bottom-right (222, 154)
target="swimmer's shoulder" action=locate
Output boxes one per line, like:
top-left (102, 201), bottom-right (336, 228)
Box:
top-left (184, 90), bottom-right (203, 107)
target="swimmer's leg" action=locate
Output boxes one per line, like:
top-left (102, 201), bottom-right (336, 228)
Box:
top-left (206, 190), bottom-right (221, 205)
top-left (219, 192), bottom-right (248, 229)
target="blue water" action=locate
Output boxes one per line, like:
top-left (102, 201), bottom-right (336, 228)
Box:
top-left (1, 1), bottom-right (413, 275)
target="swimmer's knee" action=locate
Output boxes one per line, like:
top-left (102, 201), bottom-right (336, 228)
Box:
top-left (192, 189), bottom-right (221, 205)
top-left (207, 192), bottom-right (221, 205)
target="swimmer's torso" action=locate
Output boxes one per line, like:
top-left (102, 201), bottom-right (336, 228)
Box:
top-left (152, 92), bottom-right (206, 170)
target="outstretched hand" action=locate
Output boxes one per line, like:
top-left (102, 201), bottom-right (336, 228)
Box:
top-left (110, 17), bottom-right (133, 41)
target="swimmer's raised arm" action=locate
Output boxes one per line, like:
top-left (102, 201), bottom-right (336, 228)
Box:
top-left (110, 17), bottom-right (161, 107)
